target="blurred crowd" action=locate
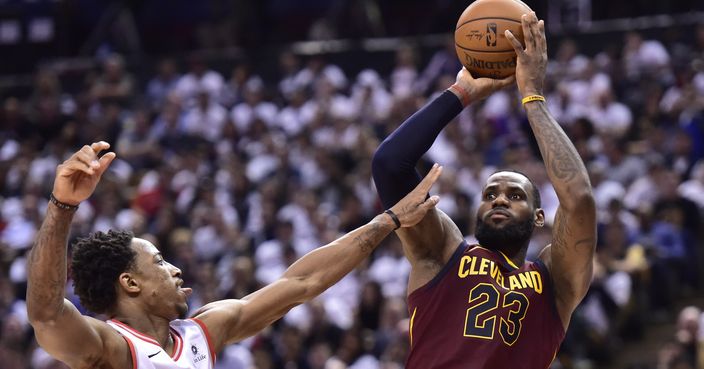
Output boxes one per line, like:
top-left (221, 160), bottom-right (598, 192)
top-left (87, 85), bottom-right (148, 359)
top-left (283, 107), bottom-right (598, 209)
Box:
top-left (1, 25), bottom-right (704, 369)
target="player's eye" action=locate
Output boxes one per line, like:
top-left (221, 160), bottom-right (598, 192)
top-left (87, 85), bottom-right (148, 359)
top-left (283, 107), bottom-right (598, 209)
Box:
top-left (510, 194), bottom-right (523, 200)
top-left (484, 192), bottom-right (496, 200)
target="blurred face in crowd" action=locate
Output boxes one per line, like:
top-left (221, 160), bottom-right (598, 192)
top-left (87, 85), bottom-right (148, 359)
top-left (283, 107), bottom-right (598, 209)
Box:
top-left (105, 57), bottom-right (124, 82)
top-left (475, 172), bottom-right (543, 253)
top-left (158, 59), bottom-right (177, 80)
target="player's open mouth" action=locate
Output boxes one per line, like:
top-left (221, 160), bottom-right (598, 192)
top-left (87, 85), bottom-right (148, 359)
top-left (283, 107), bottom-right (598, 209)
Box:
top-left (180, 287), bottom-right (193, 297)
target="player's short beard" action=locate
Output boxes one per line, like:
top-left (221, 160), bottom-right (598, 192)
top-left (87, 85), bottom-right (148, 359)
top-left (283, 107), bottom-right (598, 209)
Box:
top-left (178, 304), bottom-right (188, 320)
top-left (475, 215), bottom-right (535, 253)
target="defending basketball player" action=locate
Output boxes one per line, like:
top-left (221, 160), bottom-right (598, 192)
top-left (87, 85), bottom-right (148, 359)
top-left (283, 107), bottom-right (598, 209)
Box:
top-left (372, 12), bottom-right (596, 368)
top-left (26, 141), bottom-right (443, 369)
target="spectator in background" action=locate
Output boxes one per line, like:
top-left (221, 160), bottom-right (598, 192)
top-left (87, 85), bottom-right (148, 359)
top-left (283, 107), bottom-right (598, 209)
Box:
top-left (350, 69), bottom-right (393, 126)
top-left (623, 31), bottom-right (671, 81)
top-left (221, 63), bottom-right (254, 108)
top-left (146, 58), bottom-right (181, 112)
top-left (414, 36), bottom-right (462, 95)
top-left (678, 160), bottom-right (704, 210)
top-left (230, 77), bottom-right (279, 133)
top-left (588, 89), bottom-right (633, 138)
top-left (278, 51), bottom-right (304, 101)
top-left (182, 88), bottom-right (228, 142)
top-left (390, 44), bottom-right (418, 100)
top-left (174, 56), bottom-right (225, 107)
top-left (90, 54), bottom-right (135, 105)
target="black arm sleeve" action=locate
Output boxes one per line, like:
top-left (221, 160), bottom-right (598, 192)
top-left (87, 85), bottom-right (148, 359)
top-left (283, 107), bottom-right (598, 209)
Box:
top-left (372, 90), bottom-right (464, 208)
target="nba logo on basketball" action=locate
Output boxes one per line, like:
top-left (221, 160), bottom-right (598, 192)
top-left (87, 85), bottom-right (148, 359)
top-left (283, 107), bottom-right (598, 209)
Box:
top-left (486, 23), bottom-right (497, 46)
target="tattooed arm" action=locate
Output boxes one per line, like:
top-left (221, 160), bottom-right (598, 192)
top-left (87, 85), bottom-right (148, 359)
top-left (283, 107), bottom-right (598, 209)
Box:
top-left (26, 142), bottom-right (129, 369)
top-left (507, 13), bottom-right (596, 329)
top-left (193, 165), bottom-right (443, 350)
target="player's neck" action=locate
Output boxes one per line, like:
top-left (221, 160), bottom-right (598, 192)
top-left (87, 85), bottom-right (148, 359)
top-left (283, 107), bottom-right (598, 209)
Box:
top-left (503, 246), bottom-right (527, 267)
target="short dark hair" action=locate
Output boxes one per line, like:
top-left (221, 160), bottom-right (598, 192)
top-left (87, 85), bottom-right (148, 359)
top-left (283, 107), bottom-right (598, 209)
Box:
top-left (71, 230), bottom-right (136, 314)
top-left (490, 169), bottom-right (542, 209)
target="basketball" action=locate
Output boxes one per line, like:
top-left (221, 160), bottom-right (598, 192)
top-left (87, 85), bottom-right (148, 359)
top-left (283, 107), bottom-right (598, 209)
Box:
top-left (454, 0), bottom-right (533, 78)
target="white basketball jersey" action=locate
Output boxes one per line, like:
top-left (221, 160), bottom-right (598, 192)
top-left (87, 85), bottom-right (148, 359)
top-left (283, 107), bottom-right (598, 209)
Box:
top-left (107, 318), bottom-right (215, 369)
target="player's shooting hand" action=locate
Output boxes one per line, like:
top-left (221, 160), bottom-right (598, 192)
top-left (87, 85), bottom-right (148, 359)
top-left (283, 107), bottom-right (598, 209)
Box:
top-left (52, 141), bottom-right (116, 205)
top-left (388, 164), bottom-right (443, 228)
top-left (453, 67), bottom-right (515, 102)
top-left (505, 11), bottom-right (547, 97)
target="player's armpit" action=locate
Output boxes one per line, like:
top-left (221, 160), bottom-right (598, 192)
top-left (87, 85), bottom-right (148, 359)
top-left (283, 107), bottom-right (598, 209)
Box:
top-left (396, 208), bottom-right (465, 292)
top-left (32, 299), bottom-right (131, 369)
top-left (191, 298), bottom-right (247, 350)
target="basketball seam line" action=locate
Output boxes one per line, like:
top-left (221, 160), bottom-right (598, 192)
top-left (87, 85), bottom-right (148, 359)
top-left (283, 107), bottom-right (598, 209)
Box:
top-left (455, 17), bottom-right (522, 30)
top-left (455, 43), bottom-right (515, 53)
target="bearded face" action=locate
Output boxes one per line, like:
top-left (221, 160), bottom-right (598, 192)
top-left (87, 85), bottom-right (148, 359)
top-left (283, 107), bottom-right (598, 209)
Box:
top-left (474, 172), bottom-right (544, 254)
top-left (475, 213), bottom-right (535, 252)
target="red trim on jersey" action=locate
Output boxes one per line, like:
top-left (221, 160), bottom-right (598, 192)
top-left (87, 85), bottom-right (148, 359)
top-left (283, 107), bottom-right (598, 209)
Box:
top-left (170, 327), bottom-right (184, 361)
top-left (109, 319), bottom-right (161, 346)
top-left (191, 318), bottom-right (217, 366)
top-left (109, 318), bottom-right (181, 359)
top-left (118, 332), bottom-right (138, 369)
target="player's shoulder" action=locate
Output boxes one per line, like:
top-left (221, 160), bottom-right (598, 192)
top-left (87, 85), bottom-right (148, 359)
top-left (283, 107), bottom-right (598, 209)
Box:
top-left (91, 317), bottom-right (135, 369)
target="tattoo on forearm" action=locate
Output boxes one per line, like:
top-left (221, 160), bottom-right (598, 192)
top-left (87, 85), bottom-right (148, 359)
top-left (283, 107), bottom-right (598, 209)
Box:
top-left (354, 222), bottom-right (386, 254)
top-left (527, 104), bottom-right (585, 183)
top-left (27, 206), bottom-right (72, 315)
top-left (551, 212), bottom-right (568, 256)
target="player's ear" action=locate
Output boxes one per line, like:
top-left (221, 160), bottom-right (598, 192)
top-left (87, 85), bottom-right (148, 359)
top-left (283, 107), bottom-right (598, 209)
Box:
top-left (534, 208), bottom-right (545, 227)
top-left (118, 272), bottom-right (141, 294)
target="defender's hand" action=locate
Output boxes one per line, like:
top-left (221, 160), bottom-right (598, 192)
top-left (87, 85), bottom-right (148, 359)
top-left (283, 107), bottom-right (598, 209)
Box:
top-left (452, 67), bottom-right (515, 103)
top-left (505, 12), bottom-right (547, 97)
top-left (52, 141), bottom-right (116, 205)
top-left (388, 164), bottom-right (443, 228)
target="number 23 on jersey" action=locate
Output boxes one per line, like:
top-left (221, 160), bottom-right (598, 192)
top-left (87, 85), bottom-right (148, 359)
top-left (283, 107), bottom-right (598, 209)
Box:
top-left (464, 283), bottom-right (529, 346)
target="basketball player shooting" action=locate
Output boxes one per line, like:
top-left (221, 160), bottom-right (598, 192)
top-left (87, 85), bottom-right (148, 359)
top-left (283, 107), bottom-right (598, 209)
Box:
top-left (372, 12), bottom-right (596, 368)
top-left (26, 141), bottom-right (443, 369)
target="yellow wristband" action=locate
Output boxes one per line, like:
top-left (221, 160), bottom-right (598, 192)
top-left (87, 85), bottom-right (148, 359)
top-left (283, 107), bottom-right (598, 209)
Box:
top-left (521, 95), bottom-right (546, 105)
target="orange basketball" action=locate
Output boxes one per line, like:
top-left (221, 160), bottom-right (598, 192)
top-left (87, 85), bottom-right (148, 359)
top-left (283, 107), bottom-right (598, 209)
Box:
top-left (454, 0), bottom-right (532, 79)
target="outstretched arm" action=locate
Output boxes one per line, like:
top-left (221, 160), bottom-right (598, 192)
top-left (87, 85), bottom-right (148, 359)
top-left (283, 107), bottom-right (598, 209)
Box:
top-left (194, 165), bottom-right (444, 350)
top-left (27, 142), bottom-right (127, 368)
top-left (507, 13), bottom-right (597, 329)
top-left (372, 70), bottom-right (513, 272)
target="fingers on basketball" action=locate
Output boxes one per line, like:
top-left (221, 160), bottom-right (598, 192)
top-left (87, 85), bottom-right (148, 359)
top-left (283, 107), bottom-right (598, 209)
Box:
top-left (505, 30), bottom-right (524, 55)
top-left (538, 20), bottom-right (547, 52)
top-left (521, 14), bottom-right (534, 51)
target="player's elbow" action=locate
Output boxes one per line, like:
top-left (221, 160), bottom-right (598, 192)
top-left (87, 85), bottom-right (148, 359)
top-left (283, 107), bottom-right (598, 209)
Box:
top-left (561, 188), bottom-right (595, 214)
top-left (286, 276), bottom-right (325, 304)
top-left (372, 144), bottom-right (396, 179)
top-left (28, 312), bottom-right (55, 327)
top-left (301, 277), bottom-right (329, 302)
top-left (27, 301), bottom-right (62, 326)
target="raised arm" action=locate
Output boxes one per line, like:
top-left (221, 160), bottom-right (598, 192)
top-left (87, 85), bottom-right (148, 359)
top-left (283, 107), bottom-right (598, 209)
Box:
top-left (194, 165), bottom-right (444, 350)
top-left (506, 13), bottom-right (597, 328)
top-left (372, 69), bottom-right (513, 274)
top-left (26, 142), bottom-right (127, 368)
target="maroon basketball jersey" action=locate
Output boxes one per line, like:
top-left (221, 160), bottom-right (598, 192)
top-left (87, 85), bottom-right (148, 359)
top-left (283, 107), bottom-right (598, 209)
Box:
top-left (406, 242), bottom-right (564, 369)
